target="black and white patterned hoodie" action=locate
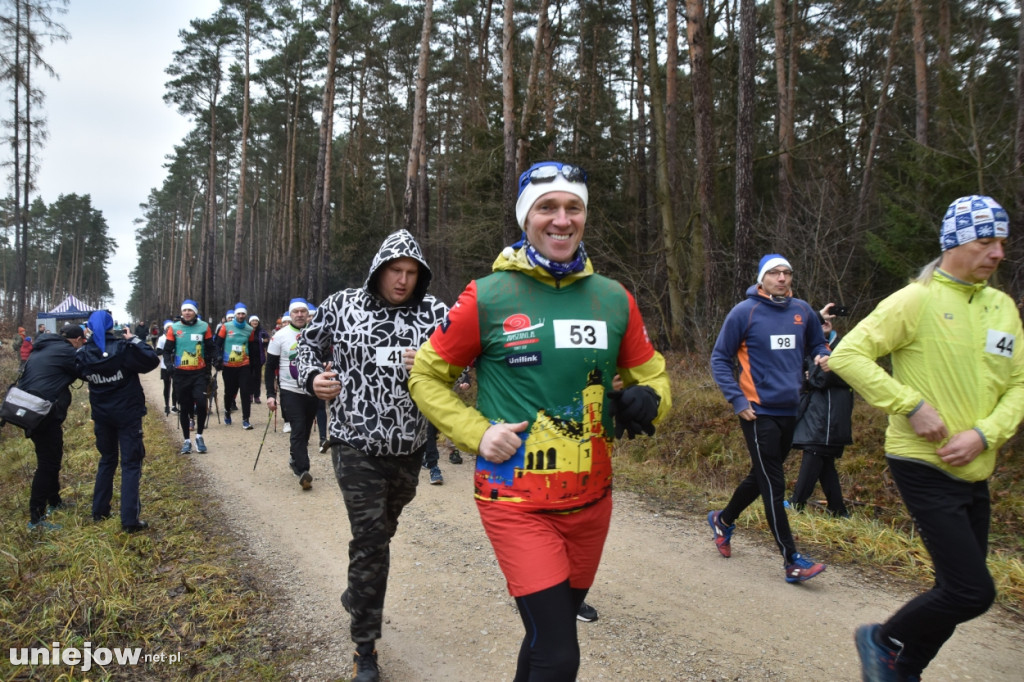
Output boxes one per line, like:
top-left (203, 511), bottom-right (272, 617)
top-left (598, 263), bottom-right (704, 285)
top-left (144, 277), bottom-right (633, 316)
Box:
top-left (297, 229), bottom-right (448, 457)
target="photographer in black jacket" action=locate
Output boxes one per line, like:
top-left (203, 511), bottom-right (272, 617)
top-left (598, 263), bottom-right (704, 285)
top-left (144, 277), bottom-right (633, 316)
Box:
top-left (789, 304), bottom-right (853, 517)
top-left (15, 324), bottom-right (87, 530)
top-left (76, 310), bottom-right (159, 532)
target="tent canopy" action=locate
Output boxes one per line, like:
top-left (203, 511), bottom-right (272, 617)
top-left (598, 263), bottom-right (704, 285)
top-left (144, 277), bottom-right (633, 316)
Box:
top-left (37, 295), bottom-right (97, 320)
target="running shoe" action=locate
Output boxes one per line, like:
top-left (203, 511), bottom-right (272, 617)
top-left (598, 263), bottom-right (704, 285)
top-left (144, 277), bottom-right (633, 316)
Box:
top-left (429, 466), bottom-right (443, 485)
top-left (449, 450), bottom-right (463, 464)
top-left (352, 650), bottom-right (379, 682)
top-left (224, 414), bottom-right (232, 426)
top-left (784, 553), bottom-right (826, 583)
top-left (242, 420), bottom-right (253, 430)
top-left (282, 422), bottom-right (291, 433)
top-left (299, 472), bottom-right (312, 490)
top-left (180, 439), bottom-right (192, 455)
top-left (189, 418), bottom-right (195, 430)
top-left (27, 519), bottom-right (61, 531)
top-left (195, 435), bottom-right (207, 453)
top-left (854, 623), bottom-right (903, 682)
top-left (164, 404), bottom-right (170, 416)
top-left (576, 602), bottom-right (599, 622)
top-left (707, 510), bottom-right (735, 558)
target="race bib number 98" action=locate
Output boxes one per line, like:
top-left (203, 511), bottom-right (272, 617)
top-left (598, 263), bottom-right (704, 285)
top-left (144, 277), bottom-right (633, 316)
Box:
top-left (770, 334), bottom-right (796, 350)
top-left (553, 320), bottom-right (608, 349)
top-left (375, 346), bottom-right (408, 367)
top-left (985, 330), bottom-right (1015, 358)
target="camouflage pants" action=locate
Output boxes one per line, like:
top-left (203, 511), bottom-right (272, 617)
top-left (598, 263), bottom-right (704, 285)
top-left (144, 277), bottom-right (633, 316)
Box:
top-left (332, 443), bottom-right (423, 644)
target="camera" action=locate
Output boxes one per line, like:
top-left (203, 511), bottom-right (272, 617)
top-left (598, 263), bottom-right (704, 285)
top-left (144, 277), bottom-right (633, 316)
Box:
top-left (829, 304), bottom-right (849, 317)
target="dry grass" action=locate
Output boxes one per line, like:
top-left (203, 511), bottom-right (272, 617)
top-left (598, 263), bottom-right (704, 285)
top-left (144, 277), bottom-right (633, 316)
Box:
top-left (0, 353), bottom-right (296, 681)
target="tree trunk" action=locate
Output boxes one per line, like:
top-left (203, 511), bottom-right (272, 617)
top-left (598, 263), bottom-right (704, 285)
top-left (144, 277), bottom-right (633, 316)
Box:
top-left (403, 0), bottom-right (433, 239)
top-left (734, 0), bottom-right (756, 300)
top-left (230, 4), bottom-right (252, 303)
top-left (310, 0), bottom-right (342, 300)
top-left (912, 0), bottom-right (928, 148)
top-left (1011, 0), bottom-right (1024, 299)
top-left (517, 0), bottom-right (549, 173)
top-left (665, 0), bottom-right (678, 190)
top-left (685, 0), bottom-right (715, 319)
top-left (501, 0), bottom-right (518, 244)
top-left (773, 0), bottom-right (794, 238)
top-left (643, 0), bottom-right (684, 346)
top-left (13, 0), bottom-right (25, 325)
top-left (857, 0), bottom-right (904, 213)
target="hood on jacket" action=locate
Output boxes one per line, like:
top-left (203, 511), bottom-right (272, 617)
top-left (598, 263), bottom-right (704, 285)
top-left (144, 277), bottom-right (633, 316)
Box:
top-left (31, 332), bottom-right (69, 353)
top-left (364, 229), bottom-right (432, 306)
top-left (746, 283), bottom-right (794, 306)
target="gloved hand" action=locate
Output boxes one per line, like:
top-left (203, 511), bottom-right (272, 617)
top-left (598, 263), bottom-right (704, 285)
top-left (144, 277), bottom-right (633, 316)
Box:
top-left (607, 385), bottom-right (660, 439)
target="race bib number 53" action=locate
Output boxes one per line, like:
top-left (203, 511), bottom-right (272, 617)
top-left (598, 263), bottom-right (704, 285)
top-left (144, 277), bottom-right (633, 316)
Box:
top-left (553, 320), bottom-right (608, 349)
top-left (986, 330), bottom-right (1015, 358)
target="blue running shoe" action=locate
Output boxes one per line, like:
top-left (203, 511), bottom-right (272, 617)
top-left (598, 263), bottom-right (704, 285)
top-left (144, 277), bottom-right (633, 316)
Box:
top-left (785, 553), bottom-right (826, 583)
top-left (242, 420), bottom-right (253, 430)
top-left (180, 439), bottom-right (192, 455)
top-left (707, 510), bottom-right (735, 558)
top-left (429, 466), bottom-right (443, 485)
top-left (224, 414), bottom-right (232, 426)
top-left (855, 624), bottom-right (903, 682)
top-left (195, 435), bottom-right (207, 453)
top-left (28, 519), bottom-right (61, 531)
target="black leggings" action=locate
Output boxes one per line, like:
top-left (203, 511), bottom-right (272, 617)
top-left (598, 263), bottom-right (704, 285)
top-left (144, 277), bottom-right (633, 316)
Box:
top-left (173, 372), bottom-right (208, 437)
top-left (512, 580), bottom-right (587, 682)
top-left (722, 415), bottom-right (798, 562)
top-left (791, 447), bottom-right (847, 515)
top-left (882, 457), bottom-right (995, 677)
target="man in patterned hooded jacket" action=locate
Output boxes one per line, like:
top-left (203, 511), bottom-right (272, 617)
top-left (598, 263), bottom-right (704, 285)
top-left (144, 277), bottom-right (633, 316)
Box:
top-left (296, 229), bottom-right (447, 682)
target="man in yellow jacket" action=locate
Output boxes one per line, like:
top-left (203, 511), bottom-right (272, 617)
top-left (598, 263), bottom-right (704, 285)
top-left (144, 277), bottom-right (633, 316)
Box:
top-left (830, 194), bottom-right (1024, 682)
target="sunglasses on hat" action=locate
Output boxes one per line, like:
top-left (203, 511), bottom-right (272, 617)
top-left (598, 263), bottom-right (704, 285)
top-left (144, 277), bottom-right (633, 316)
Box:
top-left (518, 163), bottom-right (588, 193)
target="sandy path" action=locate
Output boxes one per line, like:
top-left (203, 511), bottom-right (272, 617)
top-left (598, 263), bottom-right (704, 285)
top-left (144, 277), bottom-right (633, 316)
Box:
top-left (142, 370), bottom-right (1023, 681)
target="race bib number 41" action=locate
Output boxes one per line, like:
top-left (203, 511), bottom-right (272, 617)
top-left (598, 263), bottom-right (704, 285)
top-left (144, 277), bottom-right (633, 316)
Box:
top-left (375, 346), bottom-right (409, 367)
top-left (553, 320), bottom-right (608, 349)
top-left (985, 330), bottom-right (1015, 358)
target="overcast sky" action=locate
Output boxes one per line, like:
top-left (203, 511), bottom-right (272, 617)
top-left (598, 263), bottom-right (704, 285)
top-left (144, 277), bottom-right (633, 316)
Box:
top-left (34, 0), bottom-right (221, 324)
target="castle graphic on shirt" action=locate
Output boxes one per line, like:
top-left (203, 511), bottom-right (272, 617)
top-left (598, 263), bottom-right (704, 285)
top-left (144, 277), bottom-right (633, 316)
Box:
top-left (476, 368), bottom-right (610, 505)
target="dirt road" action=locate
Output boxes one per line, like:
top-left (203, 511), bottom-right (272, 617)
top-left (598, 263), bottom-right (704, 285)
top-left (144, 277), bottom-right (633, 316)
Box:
top-left (142, 371), bottom-right (1023, 681)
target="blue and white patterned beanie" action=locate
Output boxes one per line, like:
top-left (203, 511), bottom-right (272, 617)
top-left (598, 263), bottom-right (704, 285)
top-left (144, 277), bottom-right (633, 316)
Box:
top-left (940, 195), bottom-right (1009, 251)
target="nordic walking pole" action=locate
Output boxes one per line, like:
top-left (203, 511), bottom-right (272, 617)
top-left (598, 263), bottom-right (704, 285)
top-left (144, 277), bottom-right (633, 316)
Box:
top-left (252, 410), bottom-right (273, 471)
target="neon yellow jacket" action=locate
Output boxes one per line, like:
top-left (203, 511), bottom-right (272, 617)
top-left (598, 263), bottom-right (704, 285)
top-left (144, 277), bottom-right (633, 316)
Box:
top-left (829, 269), bottom-right (1024, 482)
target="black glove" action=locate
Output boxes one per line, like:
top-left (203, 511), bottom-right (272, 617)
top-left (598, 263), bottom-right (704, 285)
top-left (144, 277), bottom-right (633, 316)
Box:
top-left (607, 385), bottom-right (660, 439)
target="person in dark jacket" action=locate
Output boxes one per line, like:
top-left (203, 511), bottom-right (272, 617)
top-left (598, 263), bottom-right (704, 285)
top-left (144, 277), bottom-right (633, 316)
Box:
top-left (790, 305), bottom-right (853, 517)
top-left (16, 324), bottom-right (87, 530)
top-left (76, 310), bottom-right (160, 532)
top-left (249, 315), bottom-right (270, 405)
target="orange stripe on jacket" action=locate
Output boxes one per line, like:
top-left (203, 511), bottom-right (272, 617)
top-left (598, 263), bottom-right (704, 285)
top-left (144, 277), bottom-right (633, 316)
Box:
top-left (737, 341), bottom-right (760, 406)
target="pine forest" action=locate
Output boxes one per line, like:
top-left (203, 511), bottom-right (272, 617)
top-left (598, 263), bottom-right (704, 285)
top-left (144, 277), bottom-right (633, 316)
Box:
top-left (3, 0), bottom-right (1023, 349)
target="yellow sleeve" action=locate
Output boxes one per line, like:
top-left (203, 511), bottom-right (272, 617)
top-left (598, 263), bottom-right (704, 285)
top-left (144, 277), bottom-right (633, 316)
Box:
top-left (408, 340), bottom-right (492, 454)
top-left (617, 350), bottom-right (672, 424)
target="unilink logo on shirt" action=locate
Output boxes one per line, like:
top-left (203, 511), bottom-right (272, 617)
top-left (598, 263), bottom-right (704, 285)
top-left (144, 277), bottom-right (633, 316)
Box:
top-left (506, 351), bottom-right (542, 367)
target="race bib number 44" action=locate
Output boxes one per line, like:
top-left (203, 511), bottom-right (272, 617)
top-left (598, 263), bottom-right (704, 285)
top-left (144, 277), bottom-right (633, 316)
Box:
top-left (553, 320), bottom-right (608, 349)
top-left (770, 334), bottom-right (796, 350)
top-left (985, 330), bottom-right (1015, 358)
